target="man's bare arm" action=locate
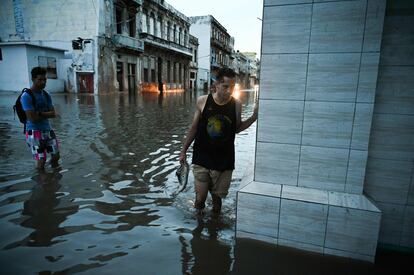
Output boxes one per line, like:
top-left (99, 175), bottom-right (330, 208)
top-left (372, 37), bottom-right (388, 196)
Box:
top-left (25, 107), bottom-right (56, 122)
top-left (236, 100), bottom-right (258, 133)
top-left (179, 96), bottom-right (207, 163)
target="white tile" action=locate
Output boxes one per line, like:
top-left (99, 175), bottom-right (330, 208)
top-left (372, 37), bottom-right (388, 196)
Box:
top-left (310, 0), bottom-right (366, 53)
top-left (260, 54), bottom-right (308, 100)
top-left (262, 4), bottom-right (312, 53)
top-left (363, 0), bottom-right (386, 52)
top-left (323, 248), bottom-right (375, 263)
top-left (299, 146), bottom-right (349, 192)
top-left (365, 158), bottom-right (412, 204)
top-left (351, 103), bottom-right (374, 150)
top-left (236, 230), bottom-right (278, 245)
top-left (255, 142), bottom-right (300, 186)
top-left (328, 191), bottom-right (380, 212)
top-left (278, 238), bottom-right (324, 254)
top-left (408, 175), bottom-right (414, 205)
top-left (282, 185), bottom-right (328, 205)
top-left (237, 192), bottom-right (280, 238)
top-left (357, 53), bottom-right (380, 103)
top-left (279, 199), bottom-right (328, 246)
top-left (265, 0), bottom-right (312, 6)
top-left (306, 53), bottom-right (360, 102)
top-left (345, 149), bottom-right (368, 195)
top-left (257, 100), bottom-right (304, 144)
top-left (369, 114), bottom-right (414, 162)
top-left (325, 206), bottom-right (381, 256)
top-left (375, 202), bottom-right (404, 245)
top-left (380, 14), bottom-right (414, 66)
top-left (375, 66), bottom-right (414, 115)
top-left (401, 206), bottom-right (414, 248)
top-left (302, 101), bottom-right (354, 149)
top-left (239, 181), bottom-right (282, 198)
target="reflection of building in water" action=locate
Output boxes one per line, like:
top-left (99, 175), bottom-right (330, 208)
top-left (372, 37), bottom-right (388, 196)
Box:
top-left (139, 0), bottom-right (193, 93)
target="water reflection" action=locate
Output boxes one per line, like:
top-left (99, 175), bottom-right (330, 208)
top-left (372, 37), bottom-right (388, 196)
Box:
top-left (0, 90), bottom-right (392, 274)
top-left (4, 170), bottom-right (78, 249)
top-left (180, 217), bottom-right (232, 274)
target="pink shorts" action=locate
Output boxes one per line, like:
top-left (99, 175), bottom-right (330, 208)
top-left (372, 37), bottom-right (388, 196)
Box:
top-left (25, 130), bottom-right (59, 160)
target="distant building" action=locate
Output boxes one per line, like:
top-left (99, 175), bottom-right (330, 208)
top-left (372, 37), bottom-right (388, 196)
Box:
top-left (241, 52), bottom-right (260, 88)
top-left (0, 42), bottom-right (65, 93)
top-left (139, 0), bottom-right (193, 93)
top-left (189, 35), bottom-right (199, 90)
top-left (0, 0), bottom-right (145, 94)
top-left (189, 15), bottom-right (233, 91)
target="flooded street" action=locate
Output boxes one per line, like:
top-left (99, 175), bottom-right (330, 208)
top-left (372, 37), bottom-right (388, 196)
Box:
top-left (0, 91), bottom-right (409, 274)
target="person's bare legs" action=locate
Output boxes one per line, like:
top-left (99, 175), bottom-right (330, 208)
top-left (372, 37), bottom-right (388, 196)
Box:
top-left (51, 152), bottom-right (60, 168)
top-left (36, 159), bottom-right (46, 170)
top-left (194, 180), bottom-right (209, 215)
top-left (211, 194), bottom-right (222, 215)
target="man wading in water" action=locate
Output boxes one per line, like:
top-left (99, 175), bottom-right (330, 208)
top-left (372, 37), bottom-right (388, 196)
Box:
top-left (179, 67), bottom-right (258, 216)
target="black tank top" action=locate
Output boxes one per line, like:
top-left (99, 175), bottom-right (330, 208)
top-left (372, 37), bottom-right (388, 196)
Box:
top-left (192, 94), bottom-right (237, 170)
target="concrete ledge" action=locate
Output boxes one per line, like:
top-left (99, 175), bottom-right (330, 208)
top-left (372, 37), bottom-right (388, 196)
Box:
top-left (236, 181), bottom-right (381, 262)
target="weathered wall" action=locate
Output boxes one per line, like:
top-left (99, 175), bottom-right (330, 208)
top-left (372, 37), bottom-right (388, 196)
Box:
top-left (0, 45), bottom-right (29, 92)
top-left (189, 17), bottom-right (211, 89)
top-left (365, 0), bottom-right (414, 249)
top-left (0, 0), bottom-right (97, 42)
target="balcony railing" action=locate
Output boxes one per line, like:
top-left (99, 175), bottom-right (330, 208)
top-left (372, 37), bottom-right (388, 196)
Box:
top-left (112, 34), bottom-right (144, 52)
top-left (140, 32), bottom-right (192, 57)
top-left (211, 37), bottom-right (232, 53)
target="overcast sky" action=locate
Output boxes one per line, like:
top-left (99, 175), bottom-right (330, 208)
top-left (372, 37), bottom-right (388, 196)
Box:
top-left (168, 0), bottom-right (264, 56)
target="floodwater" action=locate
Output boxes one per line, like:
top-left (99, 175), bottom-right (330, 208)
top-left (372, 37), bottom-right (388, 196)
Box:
top-left (0, 91), bottom-right (411, 274)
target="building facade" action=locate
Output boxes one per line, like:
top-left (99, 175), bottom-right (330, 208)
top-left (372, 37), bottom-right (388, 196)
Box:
top-left (0, 42), bottom-right (65, 93)
top-left (139, 0), bottom-right (192, 93)
top-left (189, 15), bottom-right (233, 91)
top-left (189, 34), bottom-right (199, 91)
top-left (0, 0), bottom-right (145, 94)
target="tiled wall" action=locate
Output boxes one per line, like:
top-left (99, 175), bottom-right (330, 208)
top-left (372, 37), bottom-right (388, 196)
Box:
top-left (236, 182), bottom-right (381, 262)
top-left (256, 0), bottom-right (386, 194)
top-left (364, 0), bottom-right (414, 249)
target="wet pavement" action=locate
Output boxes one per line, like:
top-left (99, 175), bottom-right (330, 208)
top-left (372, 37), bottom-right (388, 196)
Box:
top-left (0, 91), bottom-right (411, 274)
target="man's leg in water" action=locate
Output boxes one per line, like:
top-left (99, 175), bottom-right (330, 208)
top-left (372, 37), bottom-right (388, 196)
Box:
top-left (192, 165), bottom-right (211, 215)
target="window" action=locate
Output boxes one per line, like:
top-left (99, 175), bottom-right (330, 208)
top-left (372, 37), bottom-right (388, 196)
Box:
top-left (129, 12), bottom-right (136, 37)
top-left (167, 60), bottom-right (171, 82)
top-left (143, 57), bottom-right (149, 82)
top-left (116, 6), bottom-right (123, 34)
top-left (38, 56), bottom-right (57, 79)
top-left (190, 72), bottom-right (195, 79)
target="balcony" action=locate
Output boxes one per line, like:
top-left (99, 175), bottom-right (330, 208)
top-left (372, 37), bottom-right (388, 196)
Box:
top-left (140, 33), bottom-right (192, 58)
top-left (112, 34), bottom-right (144, 53)
top-left (211, 37), bottom-right (232, 53)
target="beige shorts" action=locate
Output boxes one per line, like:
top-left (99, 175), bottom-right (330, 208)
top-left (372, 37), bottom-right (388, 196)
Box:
top-left (192, 164), bottom-right (233, 198)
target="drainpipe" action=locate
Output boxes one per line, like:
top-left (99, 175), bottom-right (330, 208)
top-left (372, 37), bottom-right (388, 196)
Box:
top-left (12, 0), bottom-right (25, 40)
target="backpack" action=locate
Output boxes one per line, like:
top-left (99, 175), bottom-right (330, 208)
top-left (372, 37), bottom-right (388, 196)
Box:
top-left (13, 88), bottom-right (51, 133)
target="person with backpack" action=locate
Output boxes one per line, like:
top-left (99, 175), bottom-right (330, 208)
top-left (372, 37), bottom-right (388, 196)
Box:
top-left (19, 67), bottom-right (60, 170)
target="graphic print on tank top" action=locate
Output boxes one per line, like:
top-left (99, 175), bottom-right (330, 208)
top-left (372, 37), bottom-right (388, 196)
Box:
top-left (206, 114), bottom-right (233, 143)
